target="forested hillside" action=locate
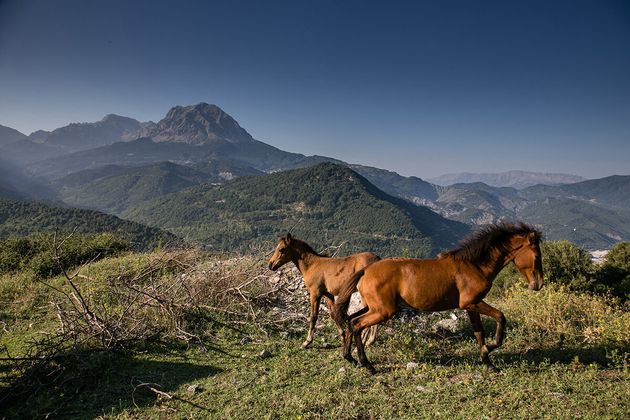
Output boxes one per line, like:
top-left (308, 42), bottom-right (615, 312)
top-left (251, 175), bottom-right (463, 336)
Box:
top-left (125, 163), bottom-right (469, 256)
top-left (0, 199), bottom-right (177, 250)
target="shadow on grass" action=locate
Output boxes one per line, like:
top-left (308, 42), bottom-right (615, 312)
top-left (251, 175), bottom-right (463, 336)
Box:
top-left (374, 317), bottom-right (627, 371)
top-left (409, 344), bottom-right (626, 369)
top-left (0, 350), bottom-right (222, 418)
top-left (497, 344), bottom-right (627, 368)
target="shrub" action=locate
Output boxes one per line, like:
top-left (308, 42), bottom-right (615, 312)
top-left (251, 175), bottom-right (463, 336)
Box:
top-left (541, 240), bottom-right (595, 291)
top-left (502, 283), bottom-right (629, 347)
top-left (0, 233), bottom-right (131, 279)
top-left (489, 264), bottom-right (521, 299)
top-left (0, 237), bottom-right (42, 273)
top-left (597, 242), bottom-right (630, 299)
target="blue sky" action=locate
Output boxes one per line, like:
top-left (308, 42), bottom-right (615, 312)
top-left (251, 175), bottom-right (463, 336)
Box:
top-left (0, 0), bottom-right (629, 178)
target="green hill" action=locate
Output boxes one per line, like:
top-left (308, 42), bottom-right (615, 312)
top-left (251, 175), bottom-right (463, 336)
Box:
top-left (124, 163), bottom-right (469, 257)
top-left (521, 175), bottom-right (630, 211)
top-left (53, 160), bottom-right (264, 214)
top-left (0, 199), bottom-right (177, 250)
top-left (54, 162), bottom-right (217, 214)
top-left (518, 197), bottom-right (630, 249)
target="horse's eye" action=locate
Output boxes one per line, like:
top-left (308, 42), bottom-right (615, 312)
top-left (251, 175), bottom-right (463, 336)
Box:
top-left (279, 248), bottom-right (286, 254)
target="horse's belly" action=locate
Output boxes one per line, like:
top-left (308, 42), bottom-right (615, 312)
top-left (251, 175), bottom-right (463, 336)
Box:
top-left (401, 288), bottom-right (459, 311)
top-left (399, 273), bottom-right (460, 311)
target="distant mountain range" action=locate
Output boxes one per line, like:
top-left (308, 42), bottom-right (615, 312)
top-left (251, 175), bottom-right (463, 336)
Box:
top-left (1, 102), bottom-right (628, 250)
top-left (428, 170), bottom-right (586, 189)
top-left (0, 115), bottom-right (147, 163)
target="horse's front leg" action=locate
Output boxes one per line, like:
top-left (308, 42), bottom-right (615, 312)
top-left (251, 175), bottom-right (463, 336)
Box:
top-left (464, 301), bottom-right (505, 370)
top-left (302, 293), bottom-right (322, 348)
top-left (466, 310), bottom-right (489, 365)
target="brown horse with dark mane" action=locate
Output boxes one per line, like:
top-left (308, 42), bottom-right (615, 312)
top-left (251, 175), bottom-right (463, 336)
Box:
top-left (269, 233), bottom-right (380, 348)
top-left (332, 222), bottom-right (543, 373)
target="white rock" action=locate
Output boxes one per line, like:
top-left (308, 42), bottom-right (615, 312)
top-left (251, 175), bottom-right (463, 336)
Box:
top-left (406, 362), bottom-right (419, 370)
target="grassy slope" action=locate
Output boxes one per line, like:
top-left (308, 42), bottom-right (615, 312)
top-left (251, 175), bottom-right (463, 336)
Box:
top-left (4, 334), bottom-right (625, 419)
top-left (0, 251), bottom-right (627, 419)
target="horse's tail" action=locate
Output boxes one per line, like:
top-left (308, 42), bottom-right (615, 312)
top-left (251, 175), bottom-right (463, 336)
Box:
top-left (332, 269), bottom-right (365, 328)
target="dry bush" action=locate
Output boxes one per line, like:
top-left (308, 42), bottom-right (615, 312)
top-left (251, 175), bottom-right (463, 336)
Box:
top-left (43, 242), bottom-right (310, 351)
top-left (0, 244), bottom-right (311, 405)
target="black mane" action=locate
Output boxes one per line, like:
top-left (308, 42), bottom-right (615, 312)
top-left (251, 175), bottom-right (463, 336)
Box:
top-left (444, 222), bottom-right (541, 265)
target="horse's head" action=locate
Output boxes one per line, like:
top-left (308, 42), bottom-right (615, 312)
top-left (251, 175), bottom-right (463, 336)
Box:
top-left (268, 233), bottom-right (295, 271)
top-left (512, 231), bottom-right (543, 291)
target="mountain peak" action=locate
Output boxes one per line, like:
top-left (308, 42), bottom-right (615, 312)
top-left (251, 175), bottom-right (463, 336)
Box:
top-left (140, 103), bottom-right (255, 145)
top-left (100, 114), bottom-right (139, 124)
top-left (0, 124), bottom-right (27, 146)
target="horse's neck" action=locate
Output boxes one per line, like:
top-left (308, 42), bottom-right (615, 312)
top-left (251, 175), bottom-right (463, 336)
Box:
top-left (480, 248), bottom-right (515, 280)
top-left (292, 247), bottom-right (324, 274)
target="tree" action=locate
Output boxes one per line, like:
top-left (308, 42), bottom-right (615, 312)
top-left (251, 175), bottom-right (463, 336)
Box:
top-left (541, 240), bottom-right (594, 290)
top-left (597, 242), bottom-right (630, 299)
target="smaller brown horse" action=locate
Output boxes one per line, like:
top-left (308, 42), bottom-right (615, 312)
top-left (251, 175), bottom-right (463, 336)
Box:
top-left (268, 233), bottom-right (380, 348)
top-left (333, 222), bottom-right (543, 373)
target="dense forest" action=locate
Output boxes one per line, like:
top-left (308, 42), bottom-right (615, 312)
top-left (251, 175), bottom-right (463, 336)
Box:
top-left (0, 199), bottom-right (177, 250)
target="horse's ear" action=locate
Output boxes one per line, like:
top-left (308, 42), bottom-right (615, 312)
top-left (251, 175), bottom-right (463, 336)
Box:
top-left (286, 232), bottom-right (292, 243)
top-left (527, 231), bottom-right (538, 244)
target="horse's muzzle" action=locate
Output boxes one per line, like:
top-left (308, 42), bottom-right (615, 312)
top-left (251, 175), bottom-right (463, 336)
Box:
top-left (268, 262), bottom-right (277, 271)
top-left (529, 276), bottom-right (543, 291)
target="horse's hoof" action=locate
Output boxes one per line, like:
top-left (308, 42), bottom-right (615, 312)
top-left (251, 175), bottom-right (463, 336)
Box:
top-left (301, 340), bottom-right (312, 349)
top-left (365, 364), bottom-right (377, 375)
top-left (485, 363), bottom-right (500, 373)
top-left (344, 354), bottom-right (358, 365)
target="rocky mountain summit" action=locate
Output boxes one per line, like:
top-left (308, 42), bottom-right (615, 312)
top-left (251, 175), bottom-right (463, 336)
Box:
top-left (139, 103), bottom-right (255, 145)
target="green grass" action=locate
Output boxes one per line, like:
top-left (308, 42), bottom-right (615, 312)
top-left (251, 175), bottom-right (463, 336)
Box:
top-left (0, 249), bottom-right (628, 419)
top-left (2, 324), bottom-right (628, 419)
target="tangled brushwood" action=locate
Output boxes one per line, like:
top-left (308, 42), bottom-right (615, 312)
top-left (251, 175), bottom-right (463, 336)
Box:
top-left (0, 234), bottom-right (311, 405)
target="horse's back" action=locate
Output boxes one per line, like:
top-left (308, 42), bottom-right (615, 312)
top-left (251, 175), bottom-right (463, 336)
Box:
top-left (316, 252), bottom-right (380, 295)
top-left (352, 251), bottom-right (381, 267)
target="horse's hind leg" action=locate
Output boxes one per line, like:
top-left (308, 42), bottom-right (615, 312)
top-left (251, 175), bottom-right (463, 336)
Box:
top-left (350, 310), bottom-right (389, 374)
top-left (465, 301), bottom-right (506, 370)
top-left (342, 307), bottom-right (368, 364)
top-left (302, 293), bottom-right (322, 348)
